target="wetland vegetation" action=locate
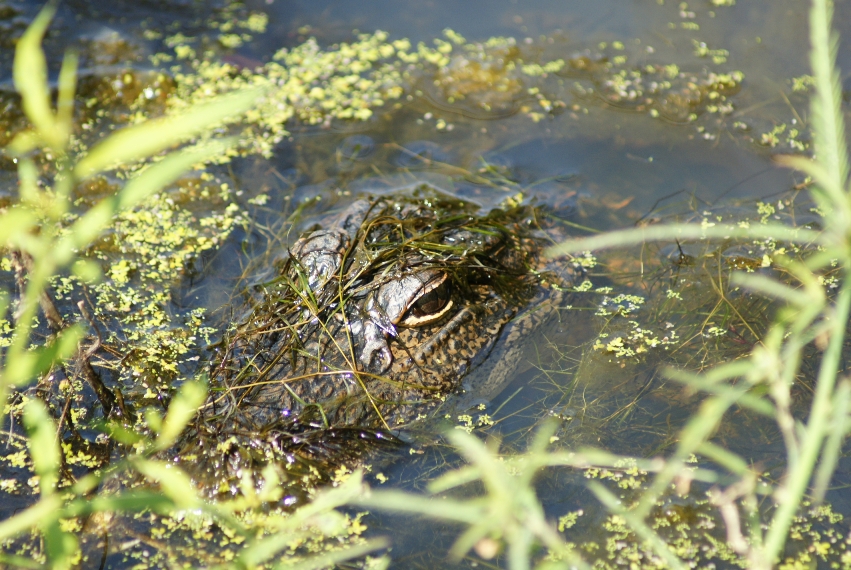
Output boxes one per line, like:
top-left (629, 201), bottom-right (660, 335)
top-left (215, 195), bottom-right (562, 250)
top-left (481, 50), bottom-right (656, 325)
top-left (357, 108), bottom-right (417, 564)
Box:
top-left (2, 0), bottom-right (851, 568)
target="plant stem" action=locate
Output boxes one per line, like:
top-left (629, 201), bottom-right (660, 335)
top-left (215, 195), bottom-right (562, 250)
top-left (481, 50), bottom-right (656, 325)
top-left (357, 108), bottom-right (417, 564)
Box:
top-left (760, 275), bottom-right (851, 561)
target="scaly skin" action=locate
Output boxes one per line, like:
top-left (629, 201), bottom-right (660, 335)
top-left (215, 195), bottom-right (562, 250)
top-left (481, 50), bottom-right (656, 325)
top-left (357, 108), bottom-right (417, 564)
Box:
top-left (185, 187), bottom-right (579, 488)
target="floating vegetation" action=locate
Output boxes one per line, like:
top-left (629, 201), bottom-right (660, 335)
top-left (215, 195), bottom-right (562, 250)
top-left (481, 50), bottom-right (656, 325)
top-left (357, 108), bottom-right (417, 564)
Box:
top-left (126, 26), bottom-right (749, 161)
top-left (585, 194), bottom-right (827, 374)
top-left (557, 460), bottom-right (851, 569)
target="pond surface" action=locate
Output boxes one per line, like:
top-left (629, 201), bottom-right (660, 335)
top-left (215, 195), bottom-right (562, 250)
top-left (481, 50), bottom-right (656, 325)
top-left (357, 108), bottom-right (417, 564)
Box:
top-left (3, 0), bottom-right (851, 567)
top-left (251, 1), bottom-right (851, 567)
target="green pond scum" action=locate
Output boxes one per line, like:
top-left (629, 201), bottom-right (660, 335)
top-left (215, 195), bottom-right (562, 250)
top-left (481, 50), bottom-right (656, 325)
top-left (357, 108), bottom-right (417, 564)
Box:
top-left (2, 0), bottom-right (851, 568)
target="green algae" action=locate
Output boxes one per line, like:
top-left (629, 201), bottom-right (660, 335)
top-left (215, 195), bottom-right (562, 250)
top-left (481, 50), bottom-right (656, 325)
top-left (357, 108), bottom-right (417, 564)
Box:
top-left (575, 192), bottom-right (825, 370)
top-left (134, 24), bottom-right (748, 160)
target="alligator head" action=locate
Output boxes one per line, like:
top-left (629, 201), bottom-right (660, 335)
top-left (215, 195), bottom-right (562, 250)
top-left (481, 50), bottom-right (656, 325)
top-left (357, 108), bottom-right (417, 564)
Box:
top-left (188, 188), bottom-right (567, 483)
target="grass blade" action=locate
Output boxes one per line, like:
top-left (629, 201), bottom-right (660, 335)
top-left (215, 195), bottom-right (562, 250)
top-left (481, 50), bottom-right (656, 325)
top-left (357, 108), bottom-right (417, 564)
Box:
top-left (22, 399), bottom-right (60, 495)
top-left (74, 89), bottom-right (263, 178)
top-left (12, 1), bottom-right (57, 147)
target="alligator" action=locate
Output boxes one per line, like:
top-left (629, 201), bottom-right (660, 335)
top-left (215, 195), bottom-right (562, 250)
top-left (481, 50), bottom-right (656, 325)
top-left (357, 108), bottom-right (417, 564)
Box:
top-left (185, 186), bottom-right (579, 489)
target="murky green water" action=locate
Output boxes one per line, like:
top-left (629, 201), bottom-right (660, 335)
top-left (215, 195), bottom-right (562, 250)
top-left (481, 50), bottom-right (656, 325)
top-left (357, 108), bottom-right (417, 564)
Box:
top-left (2, 0), bottom-right (850, 567)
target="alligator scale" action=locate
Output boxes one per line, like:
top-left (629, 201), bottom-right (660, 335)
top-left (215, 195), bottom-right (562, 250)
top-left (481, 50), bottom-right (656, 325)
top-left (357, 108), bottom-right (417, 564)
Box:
top-left (188, 187), bottom-right (575, 482)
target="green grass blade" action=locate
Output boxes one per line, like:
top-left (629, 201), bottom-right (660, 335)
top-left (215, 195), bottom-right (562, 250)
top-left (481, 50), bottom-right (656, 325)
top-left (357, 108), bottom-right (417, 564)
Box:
top-left (730, 272), bottom-right (814, 308)
top-left (42, 519), bottom-right (77, 570)
top-left (588, 481), bottom-right (688, 570)
top-left (697, 442), bottom-right (751, 476)
top-left (811, 379), bottom-right (851, 504)
top-left (808, 0), bottom-right (849, 205)
top-left (153, 379), bottom-right (207, 451)
top-left (22, 399), bottom-right (60, 496)
top-left (545, 223), bottom-right (822, 258)
top-left (131, 458), bottom-right (199, 510)
top-left (117, 139), bottom-right (234, 210)
top-left (56, 139), bottom-right (235, 266)
top-left (0, 553), bottom-right (42, 569)
top-left (74, 89), bottom-right (263, 178)
top-left (272, 538), bottom-right (389, 570)
top-left (12, 1), bottom-right (57, 146)
top-left (4, 324), bottom-right (85, 386)
top-left (55, 51), bottom-right (78, 147)
top-left (762, 279), bottom-right (851, 558)
top-left (0, 496), bottom-right (62, 542)
top-left (0, 208), bottom-right (38, 246)
top-left (65, 491), bottom-right (180, 517)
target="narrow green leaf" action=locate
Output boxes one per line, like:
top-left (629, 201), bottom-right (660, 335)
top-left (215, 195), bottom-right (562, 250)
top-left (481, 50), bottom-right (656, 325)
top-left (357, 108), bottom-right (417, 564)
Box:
top-left (56, 139), bottom-right (235, 266)
top-left (730, 272), bottom-right (814, 308)
top-left (442, 429), bottom-right (513, 493)
top-left (33, 324), bottom-right (85, 378)
top-left (449, 519), bottom-right (496, 562)
top-left (808, 0), bottom-right (849, 203)
top-left (696, 442), bottom-right (751, 476)
top-left (427, 465), bottom-right (481, 493)
top-left (274, 539), bottom-right (389, 570)
top-left (143, 409), bottom-right (163, 437)
top-left (12, 1), bottom-right (57, 146)
top-left (774, 155), bottom-right (832, 194)
top-left (0, 496), bottom-right (62, 542)
top-left (0, 553), bottom-right (42, 569)
top-left (0, 208), bottom-right (38, 247)
top-left (65, 491), bottom-right (176, 516)
top-left (291, 470), bottom-right (367, 519)
top-left (239, 528), bottom-right (315, 568)
top-left (55, 50), bottom-right (79, 147)
top-left (544, 223), bottom-right (822, 258)
top-left (70, 258), bottom-right (102, 283)
top-left (7, 130), bottom-right (40, 156)
top-left (153, 379), bottom-right (207, 451)
top-left (22, 399), bottom-right (60, 495)
top-left (98, 420), bottom-right (145, 446)
top-left (4, 324), bottom-right (87, 387)
top-left (117, 139), bottom-right (233, 210)
top-left (665, 368), bottom-right (776, 417)
top-left (588, 482), bottom-right (688, 570)
top-left (762, 245), bottom-right (851, 560)
top-left (17, 158), bottom-right (40, 206)
top-left (812, 379), bottom-right (851, 504)
top-left (74, 89), bottom-right (262, 178)
top-left (43, 519), bottom-right (78, 570)
top-left (132, 458), bottom-right (199, 510)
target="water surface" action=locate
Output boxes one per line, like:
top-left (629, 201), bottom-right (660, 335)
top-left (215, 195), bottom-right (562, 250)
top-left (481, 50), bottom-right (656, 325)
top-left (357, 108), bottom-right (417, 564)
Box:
top-left (2, 0), bottom-right (846, 567)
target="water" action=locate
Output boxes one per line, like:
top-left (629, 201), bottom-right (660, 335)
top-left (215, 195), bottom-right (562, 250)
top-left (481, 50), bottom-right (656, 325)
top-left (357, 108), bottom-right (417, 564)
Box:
top-left (236, 2), bottom-right (831, 566)
top-left (1, 0), bottom-right (847, 567)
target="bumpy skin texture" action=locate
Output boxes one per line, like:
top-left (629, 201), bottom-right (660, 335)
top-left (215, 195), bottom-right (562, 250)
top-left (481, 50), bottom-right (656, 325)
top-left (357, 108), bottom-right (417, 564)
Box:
top-left (190, 191), bottom-right (570, 477)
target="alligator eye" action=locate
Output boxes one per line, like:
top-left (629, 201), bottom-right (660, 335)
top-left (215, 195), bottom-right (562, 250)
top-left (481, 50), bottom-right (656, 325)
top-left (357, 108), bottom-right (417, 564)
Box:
top-left (399, 279), bottom-right (453, 327)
